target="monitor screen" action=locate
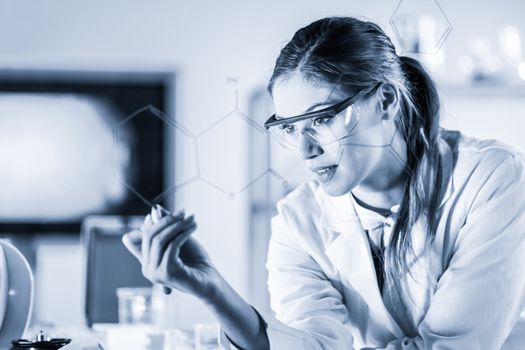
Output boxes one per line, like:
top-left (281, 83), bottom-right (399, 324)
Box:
top-left (0, 70), bottom-right (174, 233)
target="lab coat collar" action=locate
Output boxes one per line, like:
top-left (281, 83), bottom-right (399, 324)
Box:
top-left (317, 136), bottom-right (455, 233)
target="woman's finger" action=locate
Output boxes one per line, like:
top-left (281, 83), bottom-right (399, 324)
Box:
top-left (142, 215), bottom-right (179, 268)
top-left (125, 229), bottom-right (143, 244)
top-left (138, 214), bottom-right (152, 233)
top-left (155, 205), bottom-right (164, 220)
top-left (144, 214), bottom-right (153, 227)
top-left (148, 215), bottom-right (195, 270)
top-left (172, 208), bottom-right (185, 218)
top-left (159, 223), bottom-right (197, 274)
top-left (170, 219), bottom-right (197, 254)
top-left (122, 229), bottom-right (143, 261)
top-left (151, 206), bottom-right (160, 223)
top-left (142, 211), bottom-right (185, 266)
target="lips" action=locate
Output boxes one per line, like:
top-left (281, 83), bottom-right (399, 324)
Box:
top-left (310, 165), bottom-right (338, 182)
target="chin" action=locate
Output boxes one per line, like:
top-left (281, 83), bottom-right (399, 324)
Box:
top-left (318, 180), bottom-right (352, 197)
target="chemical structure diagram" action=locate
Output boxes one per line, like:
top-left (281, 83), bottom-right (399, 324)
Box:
top-left (112, 78), bottom-right (289, 210)
top-left (113, 0), bottom-right (455, 212)
top-left (390, 0), bottom-right (452, 55)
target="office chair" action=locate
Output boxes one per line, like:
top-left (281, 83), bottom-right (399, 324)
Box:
top-left (81, 216), bottom-right (151, 327)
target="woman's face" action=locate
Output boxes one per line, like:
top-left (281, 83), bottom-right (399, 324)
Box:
top-left (271, 73), bottom-right (403, 197)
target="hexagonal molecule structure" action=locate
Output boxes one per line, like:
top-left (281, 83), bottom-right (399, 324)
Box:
top-left (390, 0), bottom-right (452, 55)
top-left (113, 105), bottom-right (199, 208)
top-left (196, 107), bottom-right (276, 199)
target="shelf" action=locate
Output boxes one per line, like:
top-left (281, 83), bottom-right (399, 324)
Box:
top-left (437, 82), bottom-right (525, 97)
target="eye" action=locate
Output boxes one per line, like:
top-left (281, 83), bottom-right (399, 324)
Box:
top-left (312, 116), bottom-right (334, 127)
top-left (279, 123), bottom-right (297, 134)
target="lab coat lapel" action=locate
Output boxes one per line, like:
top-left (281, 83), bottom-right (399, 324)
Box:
top-left (319, 192), bottom-right (405, 338)
top-left (437, 136), bottom-right (454, 209)
top-left (314, 134), bottom-right (454, 339)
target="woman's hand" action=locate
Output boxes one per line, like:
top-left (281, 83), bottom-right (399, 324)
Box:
top-left (123, 205), bottom-right (269, 349)
top-left (122, 206), bottom-right (219, 301)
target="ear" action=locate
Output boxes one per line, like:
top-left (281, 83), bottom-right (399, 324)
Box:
top-left (376, 83), bottom-right (399, 121)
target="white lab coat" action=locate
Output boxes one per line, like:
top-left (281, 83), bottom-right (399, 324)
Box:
top-left (256, 129), bottom-right (525, 349)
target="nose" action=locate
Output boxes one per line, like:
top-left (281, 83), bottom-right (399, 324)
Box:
top-left (297, 133), bottom-right (323, 160)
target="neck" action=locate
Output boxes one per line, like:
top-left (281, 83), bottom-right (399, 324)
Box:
top-left (351, 128), bottom-right (408, 212)
top-left (352, 171), bottom-right (406, 212)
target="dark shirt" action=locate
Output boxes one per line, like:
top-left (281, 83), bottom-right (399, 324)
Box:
top-left (367, 230), bottom-right (385, 294)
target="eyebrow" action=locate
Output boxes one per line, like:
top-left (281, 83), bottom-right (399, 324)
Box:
top-left (275, 99), bottom-right (338, 120)
top-left (305, 101), bottom-right (335, 112)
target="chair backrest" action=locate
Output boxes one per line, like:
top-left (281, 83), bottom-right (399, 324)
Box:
top-left (0, 240), bottom-right (33, 348)
top-left (82, 215), bottom-right (151, 327)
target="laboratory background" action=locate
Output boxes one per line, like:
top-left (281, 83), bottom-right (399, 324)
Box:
top-left (0, 0), bottom-right (525, 349)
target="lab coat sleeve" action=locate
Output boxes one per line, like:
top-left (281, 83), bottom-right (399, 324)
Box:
top-left (259, 202), bottom-right (355, 349)
top-left (372, 153), bottom-right (525, 350)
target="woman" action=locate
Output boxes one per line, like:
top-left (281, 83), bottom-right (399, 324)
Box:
top-left (123, 17), bottom-right (525, 349)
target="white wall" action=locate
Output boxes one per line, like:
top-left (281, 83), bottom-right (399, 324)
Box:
top-left (1, 0), bottom-right (525, 328)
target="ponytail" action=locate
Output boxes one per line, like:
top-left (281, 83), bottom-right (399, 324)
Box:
top-left (384, 55), bottom-right (443, 305)
top-left (399, 56), bottom-right (440, 142)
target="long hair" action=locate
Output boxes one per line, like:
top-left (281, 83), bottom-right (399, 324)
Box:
top-left (268, 17), bottom-right (443, 307)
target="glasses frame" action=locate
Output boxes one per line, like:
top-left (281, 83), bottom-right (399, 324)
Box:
top-left (263, 83), bottom-right (381, 130)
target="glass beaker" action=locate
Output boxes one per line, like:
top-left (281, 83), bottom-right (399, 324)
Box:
top-left (194, 322), bottom-right (225, 350)
top-left (116, 287), bottom-right (153, 324)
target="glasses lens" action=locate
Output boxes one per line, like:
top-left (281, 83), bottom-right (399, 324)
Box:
top-left (268, 121), bottom-right (302, 149)
top-left (269, 106), bottom-right (358, 149)
top-left (309, 107), bottom-right (357, 145)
